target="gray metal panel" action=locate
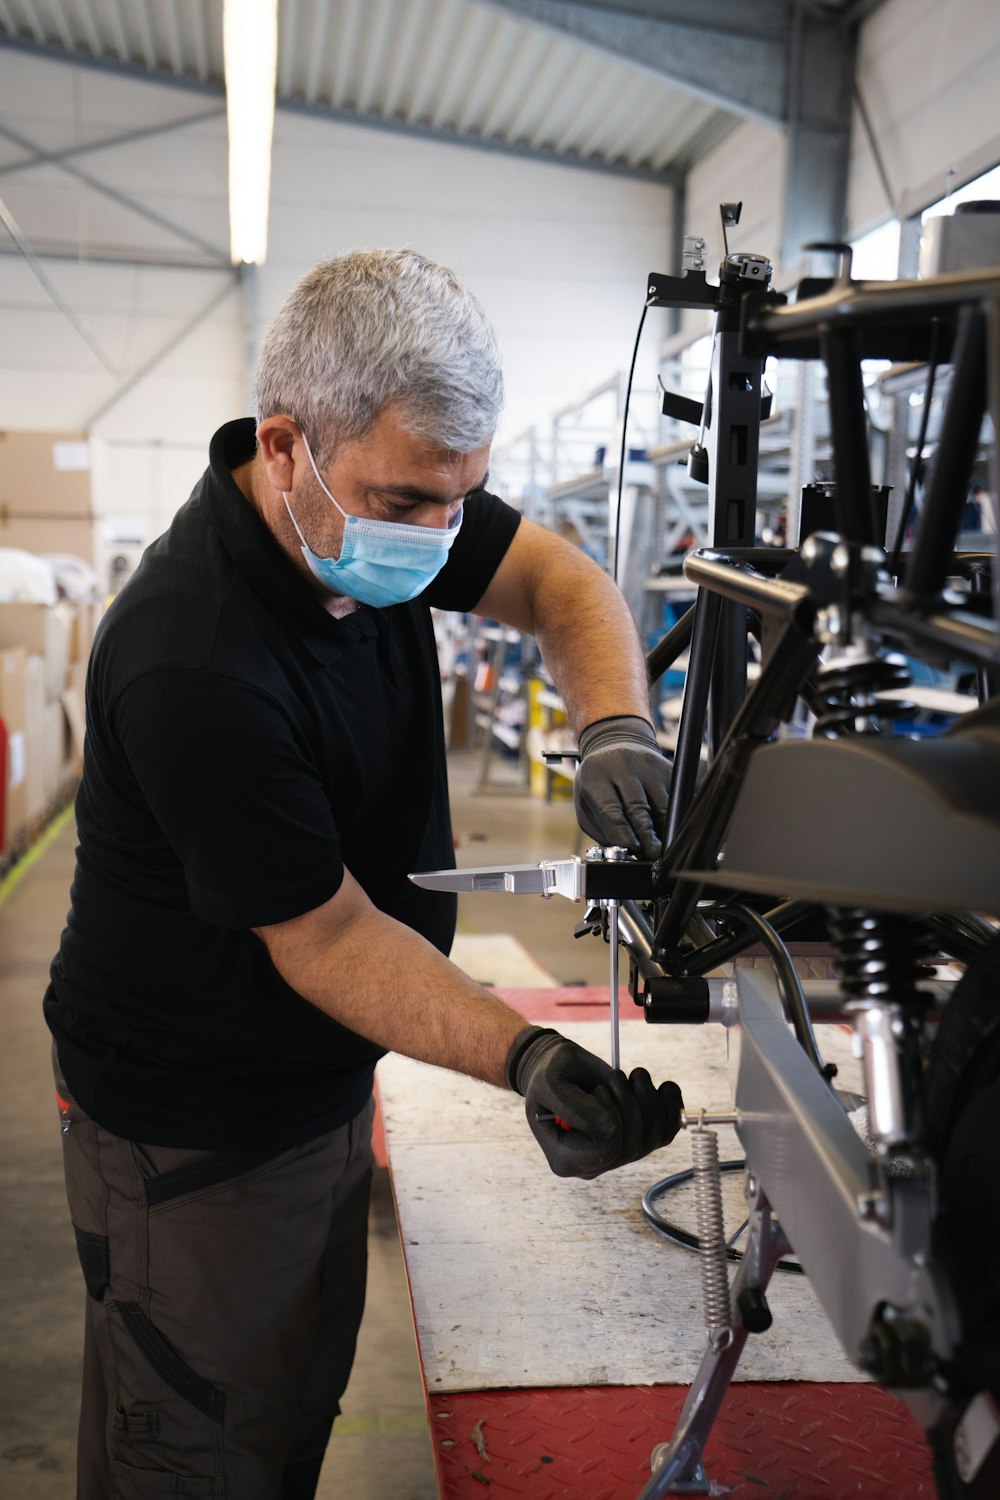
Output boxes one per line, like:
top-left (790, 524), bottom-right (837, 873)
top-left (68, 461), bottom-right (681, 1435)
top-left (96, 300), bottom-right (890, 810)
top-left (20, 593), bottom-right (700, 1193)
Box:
top-left (0, 0), bottom-right (734, 179)
top-left (482, 0), bottom-right (788, 123)
top-left (690, 731), bottom-right (1000, 915)
top-left (732, 964), bottom-right (955, 1375)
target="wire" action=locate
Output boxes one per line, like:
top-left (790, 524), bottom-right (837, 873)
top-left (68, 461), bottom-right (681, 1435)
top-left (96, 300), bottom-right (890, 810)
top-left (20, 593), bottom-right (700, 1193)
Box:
top-left (611, 301), bottom-right (649, 586)
top-left (717, 901), bottom-right (828, 1077)
top-left (641, 1159), bottom-right (804, 1275)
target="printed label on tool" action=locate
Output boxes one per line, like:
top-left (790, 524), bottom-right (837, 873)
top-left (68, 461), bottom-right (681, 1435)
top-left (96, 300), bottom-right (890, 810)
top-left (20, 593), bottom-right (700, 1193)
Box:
top-left (955, 1392), bottom-right (1000, 1483)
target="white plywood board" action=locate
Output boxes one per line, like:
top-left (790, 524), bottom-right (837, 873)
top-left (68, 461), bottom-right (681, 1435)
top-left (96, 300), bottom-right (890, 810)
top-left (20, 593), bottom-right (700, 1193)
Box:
top-left (449, 932), bottom-right (559, 989)
top-left (377, 1019), bottom-right (868, 1394)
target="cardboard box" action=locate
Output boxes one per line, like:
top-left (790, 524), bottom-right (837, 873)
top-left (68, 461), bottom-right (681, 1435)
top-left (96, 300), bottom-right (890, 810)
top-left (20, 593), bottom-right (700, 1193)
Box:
top-left (0, 646), bottom-right (28, 850)
top-left (71, 599), bottom-right (101, 665)
top-left (0, 431), bottom-right (93, 519)
top-left (25, 652), bottom-right (45, 732)
top-left (0, 430), bottom-right (96, 562)
top-left (24, 653), bottom-right (46, 820)
top-left (43, 700), bottom-right (71, 802)
top-left (0, 516), bottom-right (95, 561)
top-left (61, 660), bottom-right (86, 776)
top-left (0, 601), bottom-right (75, 702)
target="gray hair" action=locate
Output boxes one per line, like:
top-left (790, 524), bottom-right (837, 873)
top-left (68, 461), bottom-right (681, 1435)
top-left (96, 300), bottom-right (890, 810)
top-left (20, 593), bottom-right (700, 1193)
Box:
top-left (254, 248), bottom-right (504, 461)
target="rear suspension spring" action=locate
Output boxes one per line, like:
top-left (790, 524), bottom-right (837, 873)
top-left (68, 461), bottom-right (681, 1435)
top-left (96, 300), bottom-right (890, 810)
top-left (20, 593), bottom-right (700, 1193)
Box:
top-left (690, 1127), bottom-right (732, 1347)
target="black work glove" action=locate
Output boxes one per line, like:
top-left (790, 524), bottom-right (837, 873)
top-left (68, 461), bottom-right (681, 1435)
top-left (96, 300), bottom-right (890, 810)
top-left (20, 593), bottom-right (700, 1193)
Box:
top-left (505, 1025), bottom-right (684, 1179)
top-left (573, 715), bottom-right (671, 860)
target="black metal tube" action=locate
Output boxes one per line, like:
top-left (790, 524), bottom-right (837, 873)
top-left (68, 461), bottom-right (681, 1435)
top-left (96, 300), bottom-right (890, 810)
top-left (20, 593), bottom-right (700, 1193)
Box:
top-left (822, 327), bottom-right (874, 546)
top-left (906, 306), bottom-right (987, 599)
top-left (683, 551), bottom-right (811, 620)
top-left (646, 602), bottom-right (695, 685)
top-left (654, 622), bottom-right (819, 950)
top-left (869, 593), bottom-right (999, 668)
top-left (680, 900), bottom-right (816, 977)
top-left (709, 600), bottom-right (748, 755)
top-left (664, 588), bottom-right (722, 850)
top-left (747, 265), bottom-right (1000, 342)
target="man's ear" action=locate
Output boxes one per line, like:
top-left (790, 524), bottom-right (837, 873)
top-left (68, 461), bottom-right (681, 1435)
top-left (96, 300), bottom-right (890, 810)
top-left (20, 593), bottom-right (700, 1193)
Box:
top-left (256, 416), bottom-right (300, 494)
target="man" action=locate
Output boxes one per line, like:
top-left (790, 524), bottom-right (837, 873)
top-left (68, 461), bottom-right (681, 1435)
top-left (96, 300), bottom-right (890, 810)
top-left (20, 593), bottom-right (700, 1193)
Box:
top-left (46, 248), bottom-right (680, 1499)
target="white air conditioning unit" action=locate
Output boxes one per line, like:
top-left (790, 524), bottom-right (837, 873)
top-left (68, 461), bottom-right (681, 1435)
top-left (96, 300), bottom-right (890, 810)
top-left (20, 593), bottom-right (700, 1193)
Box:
top-left (106, 545), bottom-right (144, 595)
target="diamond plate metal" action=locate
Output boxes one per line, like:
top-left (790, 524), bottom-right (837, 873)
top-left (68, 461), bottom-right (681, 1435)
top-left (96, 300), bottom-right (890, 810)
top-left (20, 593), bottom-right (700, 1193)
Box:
top-left (429, 1384), bottom-right (935, 1498)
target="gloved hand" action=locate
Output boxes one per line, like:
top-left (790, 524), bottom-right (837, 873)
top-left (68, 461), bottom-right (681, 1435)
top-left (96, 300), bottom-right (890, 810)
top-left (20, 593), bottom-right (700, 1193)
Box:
top-left (573, 715), bottom-right (671, 860)
top-left (505, 1025), bottom-right (684, 1179)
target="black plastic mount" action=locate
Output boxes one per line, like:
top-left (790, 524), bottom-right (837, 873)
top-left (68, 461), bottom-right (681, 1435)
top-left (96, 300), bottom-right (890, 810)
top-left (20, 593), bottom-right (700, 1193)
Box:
top-left (639, 975), bottom-right (711, 1024)
top-left (581, 861), bottom-right (655, 901)
top-left (646, 268), bottom-right (723, 311)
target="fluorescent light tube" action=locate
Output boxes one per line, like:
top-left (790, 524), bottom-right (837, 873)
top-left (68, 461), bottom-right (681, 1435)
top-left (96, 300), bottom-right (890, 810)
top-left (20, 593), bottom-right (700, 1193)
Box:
top-left (224, 0), bottom-right (278, 265)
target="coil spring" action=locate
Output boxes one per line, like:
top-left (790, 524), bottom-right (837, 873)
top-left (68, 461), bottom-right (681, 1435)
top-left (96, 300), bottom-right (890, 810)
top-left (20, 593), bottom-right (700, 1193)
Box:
top-left (826, 908), bottom-right (934, 1004)
top-left (690, 1128), bottom-right (732, 1346)
top-left (814, 652), bottom-right (913, 737)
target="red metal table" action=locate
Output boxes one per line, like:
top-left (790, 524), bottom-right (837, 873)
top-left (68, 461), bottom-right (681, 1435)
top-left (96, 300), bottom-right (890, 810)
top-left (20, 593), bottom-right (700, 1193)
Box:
top-left (385, 987), bottom-right (936, 1498)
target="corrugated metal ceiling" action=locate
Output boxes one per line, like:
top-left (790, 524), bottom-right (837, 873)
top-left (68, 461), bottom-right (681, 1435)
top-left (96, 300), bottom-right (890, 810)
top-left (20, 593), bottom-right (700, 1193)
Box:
top-left (0, 0), bottom-right (737, 180)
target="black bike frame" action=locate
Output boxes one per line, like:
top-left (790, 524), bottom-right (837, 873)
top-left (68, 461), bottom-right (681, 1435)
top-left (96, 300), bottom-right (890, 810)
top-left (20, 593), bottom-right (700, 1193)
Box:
top-left (639, 259), bottom-right (1000, 983)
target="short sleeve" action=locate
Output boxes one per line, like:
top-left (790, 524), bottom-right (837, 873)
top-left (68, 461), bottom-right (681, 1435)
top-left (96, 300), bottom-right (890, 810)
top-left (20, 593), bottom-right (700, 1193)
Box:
top-left (421, 489), bottom-right (521, 612)
top-left (113, 668), bottom-right (344, 929)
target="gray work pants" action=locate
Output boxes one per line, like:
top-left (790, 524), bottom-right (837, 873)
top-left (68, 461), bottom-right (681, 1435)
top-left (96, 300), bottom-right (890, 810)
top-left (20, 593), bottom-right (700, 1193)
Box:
top-left (55, 1055), bottom-right (374, 1500)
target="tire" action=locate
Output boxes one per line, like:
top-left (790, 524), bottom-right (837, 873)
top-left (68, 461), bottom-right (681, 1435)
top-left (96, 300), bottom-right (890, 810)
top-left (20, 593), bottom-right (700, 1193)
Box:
top-left (924, 933), bottom-right (1000, 1497)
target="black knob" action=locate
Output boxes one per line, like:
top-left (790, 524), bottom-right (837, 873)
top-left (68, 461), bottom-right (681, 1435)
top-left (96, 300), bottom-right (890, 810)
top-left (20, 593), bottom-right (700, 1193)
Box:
top-left (737, 1288), bottom-right (773, 1334)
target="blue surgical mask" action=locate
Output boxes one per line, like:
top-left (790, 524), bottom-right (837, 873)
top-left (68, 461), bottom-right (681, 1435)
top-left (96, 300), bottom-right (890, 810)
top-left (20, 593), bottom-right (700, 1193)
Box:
top-left (282, 433), bottom-right (463, 609)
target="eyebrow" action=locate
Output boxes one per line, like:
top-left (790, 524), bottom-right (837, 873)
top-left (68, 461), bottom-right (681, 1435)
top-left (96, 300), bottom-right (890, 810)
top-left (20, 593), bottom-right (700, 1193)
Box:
top-left (373, 471), bottom-right (489, 506)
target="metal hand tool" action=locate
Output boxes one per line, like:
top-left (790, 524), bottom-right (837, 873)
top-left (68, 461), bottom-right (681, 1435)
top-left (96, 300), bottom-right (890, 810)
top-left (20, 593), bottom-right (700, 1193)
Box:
top-left (410, 847), bottom-right (648, 1066)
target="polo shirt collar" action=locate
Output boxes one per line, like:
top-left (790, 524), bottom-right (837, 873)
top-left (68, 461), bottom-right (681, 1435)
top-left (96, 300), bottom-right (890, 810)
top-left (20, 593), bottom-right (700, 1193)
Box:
top-left (204, 418), bottom-right (380, 661)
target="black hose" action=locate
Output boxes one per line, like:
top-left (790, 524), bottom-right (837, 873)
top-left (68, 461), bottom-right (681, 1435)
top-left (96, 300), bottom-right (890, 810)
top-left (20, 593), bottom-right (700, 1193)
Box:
top-left (719, 900), bottom-right (828, 1076)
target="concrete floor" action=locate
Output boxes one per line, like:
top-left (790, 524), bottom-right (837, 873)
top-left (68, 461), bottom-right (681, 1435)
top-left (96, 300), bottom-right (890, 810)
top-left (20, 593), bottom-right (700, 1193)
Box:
top-left (0, 748), bottom-right (599, 1499)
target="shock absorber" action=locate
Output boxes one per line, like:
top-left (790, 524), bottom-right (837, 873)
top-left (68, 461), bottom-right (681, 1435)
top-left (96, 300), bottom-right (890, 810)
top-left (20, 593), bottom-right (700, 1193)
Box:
top-left (827, 907), bottom-right (934, 1151)
top-left (813, 645), bottom-right (914, 738)
top-left (690, 1125), bottom-right (733, 1348)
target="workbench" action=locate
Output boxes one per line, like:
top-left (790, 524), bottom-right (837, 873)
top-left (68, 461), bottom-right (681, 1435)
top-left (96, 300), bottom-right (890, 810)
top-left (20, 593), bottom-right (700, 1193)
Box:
top-left (376, 987), bottom-right (936, 1498)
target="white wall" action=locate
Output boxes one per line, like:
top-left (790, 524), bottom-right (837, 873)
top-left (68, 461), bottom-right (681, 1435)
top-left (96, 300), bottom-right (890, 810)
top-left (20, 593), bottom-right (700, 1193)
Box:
top-left (850, 0), bottom-right (1000, 233)
top-left (0, 47), bottom-right (672, 555)
top-left (672, 0), bottom-right (1000, 320)
top-left (679, 116), bottom-right (787, 340)
top-left (257, 111), bottom-right (672, 445)
top-left (0, 50), bottom-right (243, 570)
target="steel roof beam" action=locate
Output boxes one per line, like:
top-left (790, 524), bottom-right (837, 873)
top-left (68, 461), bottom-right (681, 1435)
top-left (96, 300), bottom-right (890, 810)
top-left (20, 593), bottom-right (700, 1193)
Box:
top-left (479, 0), bottom-right (790, 123)
top-left (0, 108), bottom-right (226, 181)
top-left (0, 33), bottom-right (678, 185)
top-left (0, 118), bottom-right (230, 263)
top-left (482, 0), bottom-right (871, 265)
top-left (82, 273), bottom-right (239, 429)
top-left (782, 4), bottom-right (857, 265)
top-left (0, 242), bottom-right (233, 272)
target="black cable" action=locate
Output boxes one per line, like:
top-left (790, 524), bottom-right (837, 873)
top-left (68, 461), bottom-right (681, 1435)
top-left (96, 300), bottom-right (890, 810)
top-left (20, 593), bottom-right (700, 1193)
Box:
top-left (641, 1159), bottom-right (804, 1275)
top-left (888, 322), bottom-right (944, 577)
top-left (718, 901), bottom-right (828, 1077)
top-left (612, 301), bottom-right (649, 586)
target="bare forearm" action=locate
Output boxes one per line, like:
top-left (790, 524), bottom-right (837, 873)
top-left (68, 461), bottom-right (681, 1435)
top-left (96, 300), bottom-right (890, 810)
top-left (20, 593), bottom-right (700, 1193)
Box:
top-left (534, 556), bottom-right (652, 734)
top-left (259, 897), bottom-right (527, 1087)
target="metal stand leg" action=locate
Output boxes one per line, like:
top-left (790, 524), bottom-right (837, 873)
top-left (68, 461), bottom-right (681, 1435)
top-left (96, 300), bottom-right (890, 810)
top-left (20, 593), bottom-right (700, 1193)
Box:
top-left (637, 1184), bottom-right (789, 1497)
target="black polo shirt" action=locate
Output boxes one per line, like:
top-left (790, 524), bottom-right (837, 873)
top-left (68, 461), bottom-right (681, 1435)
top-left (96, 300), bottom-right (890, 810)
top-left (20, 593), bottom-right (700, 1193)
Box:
top-left (45, 418), bottom-right (521, 1150)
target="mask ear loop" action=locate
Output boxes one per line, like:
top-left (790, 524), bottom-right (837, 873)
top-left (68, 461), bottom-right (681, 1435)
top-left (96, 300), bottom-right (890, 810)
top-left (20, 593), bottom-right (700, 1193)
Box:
top-left (282, 492), bottom-right (316, 555)
top-left (301, 431), bottom-right (351, 521)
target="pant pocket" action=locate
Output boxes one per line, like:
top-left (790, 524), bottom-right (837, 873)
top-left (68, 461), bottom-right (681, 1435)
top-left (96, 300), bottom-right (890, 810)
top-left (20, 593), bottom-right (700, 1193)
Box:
top-left (111, 1460), bottom-right (215, 1496)
top-left (107, 1300), bottom-right (224, 1492)
top-left (73, 1225), bottom-right (110, 1301)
